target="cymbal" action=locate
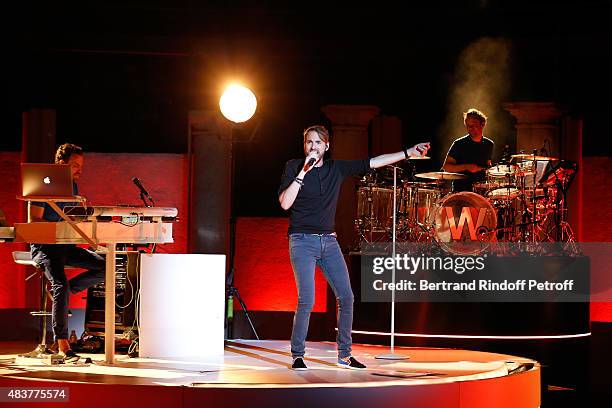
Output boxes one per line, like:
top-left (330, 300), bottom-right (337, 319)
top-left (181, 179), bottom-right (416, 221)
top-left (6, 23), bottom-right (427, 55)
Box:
top-left (415, 171), bottom-right (467, 180)
top-left (511, 153), bottom-right (558, 161)
top-left (408, 155), bottom-right (431, 160)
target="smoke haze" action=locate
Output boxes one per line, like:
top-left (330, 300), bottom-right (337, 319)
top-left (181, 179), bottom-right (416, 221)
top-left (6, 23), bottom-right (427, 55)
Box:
top-left (438, 37), bottom-right (513, 164)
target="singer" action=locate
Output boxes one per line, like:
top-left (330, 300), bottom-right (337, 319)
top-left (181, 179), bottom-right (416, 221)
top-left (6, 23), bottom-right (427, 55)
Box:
top-left (442, 108), bottom-right (494, 192)
top-left (28, 143), bottom-right (105, 363)
top-left (278, 125), bottom-right (429, 370)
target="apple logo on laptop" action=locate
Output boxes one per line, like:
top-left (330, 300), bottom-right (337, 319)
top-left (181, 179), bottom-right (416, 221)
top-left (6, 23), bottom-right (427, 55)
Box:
top-left (43, 177), bottom-right (51, 184)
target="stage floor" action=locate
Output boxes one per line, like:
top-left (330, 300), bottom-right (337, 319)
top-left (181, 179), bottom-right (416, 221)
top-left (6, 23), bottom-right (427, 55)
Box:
top-left (0, 340), bottom-right (540, 407)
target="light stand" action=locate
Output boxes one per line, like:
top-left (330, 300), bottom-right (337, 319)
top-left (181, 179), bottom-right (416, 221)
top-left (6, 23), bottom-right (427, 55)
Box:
top-left (224, 125), bottom-right (260, 340)
top-left (219, 83), bottom-right (259, 340)
top-left (376, 165), bottom-right (408, 360)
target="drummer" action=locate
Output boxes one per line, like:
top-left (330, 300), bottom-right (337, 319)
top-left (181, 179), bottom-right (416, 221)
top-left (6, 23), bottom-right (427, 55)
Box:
top-left (442, 108), bottom-right (494, 192)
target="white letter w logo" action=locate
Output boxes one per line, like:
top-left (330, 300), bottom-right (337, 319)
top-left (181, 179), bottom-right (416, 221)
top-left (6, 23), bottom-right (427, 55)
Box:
top-left (444, 207), bottom-right (488, 241)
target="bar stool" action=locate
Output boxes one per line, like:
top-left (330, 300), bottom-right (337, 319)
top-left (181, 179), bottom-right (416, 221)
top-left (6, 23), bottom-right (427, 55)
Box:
top-left (13, 251), bottom-right (57, 359)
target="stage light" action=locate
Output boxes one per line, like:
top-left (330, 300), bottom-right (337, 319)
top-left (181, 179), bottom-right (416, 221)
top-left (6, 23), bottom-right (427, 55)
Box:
top-left (219, 84), bottom-right (257, 123)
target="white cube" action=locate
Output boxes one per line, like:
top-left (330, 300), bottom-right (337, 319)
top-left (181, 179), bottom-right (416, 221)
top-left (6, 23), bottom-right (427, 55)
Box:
top-left (139, 254), bottom-right (226, 358)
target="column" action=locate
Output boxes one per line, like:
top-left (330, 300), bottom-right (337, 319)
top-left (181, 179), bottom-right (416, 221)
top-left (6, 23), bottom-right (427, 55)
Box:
top-left (21, 109), bottom-right (56, 308)
top-left (322, 105), bottom-right (380, 251)
top-left (187, 110), bottom-right (232, 259)
top-left (502, 102), bottom-right (565, 157)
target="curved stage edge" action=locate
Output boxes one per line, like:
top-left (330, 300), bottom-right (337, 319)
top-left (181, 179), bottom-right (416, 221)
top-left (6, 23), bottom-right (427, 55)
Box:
top-left (0, 340), bottom-right (540, 408)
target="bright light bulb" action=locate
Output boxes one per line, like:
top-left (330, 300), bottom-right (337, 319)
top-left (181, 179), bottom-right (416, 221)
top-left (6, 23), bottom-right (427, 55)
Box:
top-left (219, 84), bottom-right (257, 123)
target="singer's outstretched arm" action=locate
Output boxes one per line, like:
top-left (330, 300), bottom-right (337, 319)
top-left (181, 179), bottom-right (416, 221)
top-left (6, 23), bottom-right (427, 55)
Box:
top-left (369, 142), bottom-right (430, 169)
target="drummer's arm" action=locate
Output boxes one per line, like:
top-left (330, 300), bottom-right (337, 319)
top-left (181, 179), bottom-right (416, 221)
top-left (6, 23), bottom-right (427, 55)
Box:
top-left (369, 143), bottom-right (430, 169)
top-left (442, 156), bottom-right (482, 173)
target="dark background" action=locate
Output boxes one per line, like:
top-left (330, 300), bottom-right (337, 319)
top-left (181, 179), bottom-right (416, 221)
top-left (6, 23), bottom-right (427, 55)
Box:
top-left (4, 1), bottom-right (611, 215)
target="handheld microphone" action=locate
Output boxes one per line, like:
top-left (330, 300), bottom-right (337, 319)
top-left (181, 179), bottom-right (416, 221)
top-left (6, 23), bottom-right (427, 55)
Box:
top-left (303, 157), bottom-right (317, 172)
top-left (132, 177), bottom-right (154, 205)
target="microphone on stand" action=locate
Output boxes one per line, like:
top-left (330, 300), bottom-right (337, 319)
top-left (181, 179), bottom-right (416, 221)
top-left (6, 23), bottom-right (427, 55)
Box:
top-left (132, 177), bottom-right (155, 206)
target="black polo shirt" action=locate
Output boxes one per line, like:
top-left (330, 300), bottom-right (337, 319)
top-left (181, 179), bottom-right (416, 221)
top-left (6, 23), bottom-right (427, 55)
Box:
top-left (278, 158), bottom-right (371, 234)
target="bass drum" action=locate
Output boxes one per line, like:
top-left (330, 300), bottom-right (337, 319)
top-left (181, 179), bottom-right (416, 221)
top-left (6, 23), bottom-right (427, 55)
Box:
top-left (432, 192), bottom-right (497, 255)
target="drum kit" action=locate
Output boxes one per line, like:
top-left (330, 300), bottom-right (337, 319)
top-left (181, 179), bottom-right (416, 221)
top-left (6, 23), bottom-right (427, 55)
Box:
top-left (354, 153), bottom-right (577, 254)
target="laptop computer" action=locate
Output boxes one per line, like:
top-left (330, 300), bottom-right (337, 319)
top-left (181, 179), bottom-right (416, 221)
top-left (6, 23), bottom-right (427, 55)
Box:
top-left (21, 163), bottom-right (74, 198)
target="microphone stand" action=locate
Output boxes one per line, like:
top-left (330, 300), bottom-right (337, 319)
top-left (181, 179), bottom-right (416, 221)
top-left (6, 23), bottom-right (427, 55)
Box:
top-left (139, 191), bottom-right (154, 208)
top-left (133, 180), bottom-right (156, 253)
top-left (376, 164), bottom-right (408, 360)
top-left (133, 177), bottom-right (155, 207)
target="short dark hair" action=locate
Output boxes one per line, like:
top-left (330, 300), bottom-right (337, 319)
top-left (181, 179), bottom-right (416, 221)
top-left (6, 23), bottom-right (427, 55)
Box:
top-left (463, 108), bottom-right (488, 127)
top-left (54, 143), bottom-right (83, 164)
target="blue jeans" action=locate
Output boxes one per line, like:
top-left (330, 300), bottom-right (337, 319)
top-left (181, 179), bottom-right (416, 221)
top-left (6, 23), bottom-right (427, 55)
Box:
top-left (31, 244), bottom-right (105, 341)
top-left (288, 233), bottom-right (354, 359)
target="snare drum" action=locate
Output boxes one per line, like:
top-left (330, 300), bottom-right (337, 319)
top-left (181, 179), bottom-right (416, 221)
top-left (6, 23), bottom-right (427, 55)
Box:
top-left (432, 192), bottom-right (497, 254)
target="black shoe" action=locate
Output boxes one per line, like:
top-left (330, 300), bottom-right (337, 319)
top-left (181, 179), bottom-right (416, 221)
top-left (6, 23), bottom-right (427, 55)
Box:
top-left (59, 349), bottom-right (80, 363)
top-left (291, 357), bottom-right (308, 370)
top-left (337, 356), bottom-right (367, 370)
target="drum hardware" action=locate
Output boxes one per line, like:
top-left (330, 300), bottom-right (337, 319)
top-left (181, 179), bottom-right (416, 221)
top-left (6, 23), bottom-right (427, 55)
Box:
top-left (539, 160), bottom-right (577, 244)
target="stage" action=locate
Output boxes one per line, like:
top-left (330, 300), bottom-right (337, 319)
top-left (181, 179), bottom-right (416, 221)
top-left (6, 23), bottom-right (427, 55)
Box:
top-left (0, 340), bottom-right (539, 407)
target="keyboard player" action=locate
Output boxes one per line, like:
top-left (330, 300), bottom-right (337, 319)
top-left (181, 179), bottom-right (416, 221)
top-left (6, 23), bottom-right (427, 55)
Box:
top-left (28, 143), bottom-right (105, 362)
